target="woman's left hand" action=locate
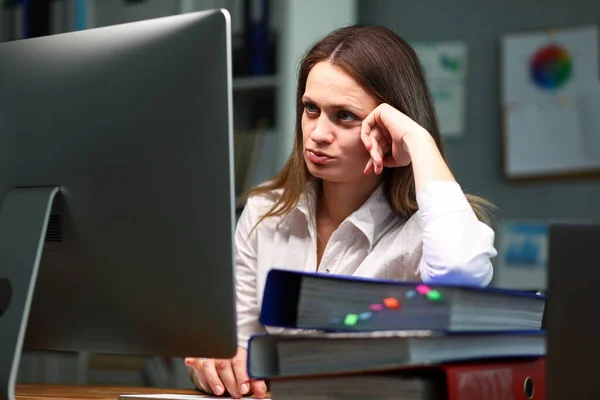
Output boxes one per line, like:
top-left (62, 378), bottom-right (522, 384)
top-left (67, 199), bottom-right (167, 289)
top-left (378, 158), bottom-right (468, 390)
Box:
top-left (360, 103), bottom-right (430, 175)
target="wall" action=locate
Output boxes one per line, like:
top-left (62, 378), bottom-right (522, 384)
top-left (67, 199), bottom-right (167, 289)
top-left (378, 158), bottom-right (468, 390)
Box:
top-left (359, 0), bottom-right (600, 223)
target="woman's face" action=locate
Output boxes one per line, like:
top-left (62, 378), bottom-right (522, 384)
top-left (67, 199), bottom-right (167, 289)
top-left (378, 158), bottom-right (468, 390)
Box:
top-left (301, 61), bottom-right (380, 184)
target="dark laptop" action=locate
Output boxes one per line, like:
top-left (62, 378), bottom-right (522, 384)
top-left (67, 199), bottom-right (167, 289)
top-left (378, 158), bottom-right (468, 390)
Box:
top-left (547, 223), bottom-right (600, 399)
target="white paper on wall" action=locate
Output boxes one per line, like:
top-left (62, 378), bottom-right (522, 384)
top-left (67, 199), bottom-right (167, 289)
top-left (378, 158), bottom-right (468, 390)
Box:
top-left (501, 25), bottom-right (600, 178)
top-left (413, 41), bottom-right (468, 138)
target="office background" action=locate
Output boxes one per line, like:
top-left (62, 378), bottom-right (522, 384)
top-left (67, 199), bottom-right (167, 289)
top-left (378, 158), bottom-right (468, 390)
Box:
top-left (1, 0), bottom-right (597, 389)
top-left (361, 0), bottom-right (600, 221)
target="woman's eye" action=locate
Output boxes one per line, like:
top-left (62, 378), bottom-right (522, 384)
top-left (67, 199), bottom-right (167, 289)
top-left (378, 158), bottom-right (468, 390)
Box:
top-left (304, 103), bottom-right (318, 114)
top-left (339, 111), bottom-right (358, 122)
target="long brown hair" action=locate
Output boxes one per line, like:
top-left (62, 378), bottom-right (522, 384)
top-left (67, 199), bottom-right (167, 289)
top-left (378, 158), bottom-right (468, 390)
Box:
top-left (245, 25), bottom-right (495, 228)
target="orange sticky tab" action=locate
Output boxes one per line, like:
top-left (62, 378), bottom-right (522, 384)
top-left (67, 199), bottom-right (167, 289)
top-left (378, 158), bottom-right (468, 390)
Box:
top-left (383, 297), bottom-right (401, 309)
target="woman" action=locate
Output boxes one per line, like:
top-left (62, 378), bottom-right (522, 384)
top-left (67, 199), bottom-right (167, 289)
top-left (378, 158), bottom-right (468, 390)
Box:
top-left (186, 25), bottom-right (497, 398)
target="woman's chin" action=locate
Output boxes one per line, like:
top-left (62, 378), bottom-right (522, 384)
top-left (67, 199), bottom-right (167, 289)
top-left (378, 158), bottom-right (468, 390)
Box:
top-left (306, 165), bottom-right (359, 184)
top-left (305, 160), bottom-right (337, 180)
top-left (306, 165), bottom-right (339, 182)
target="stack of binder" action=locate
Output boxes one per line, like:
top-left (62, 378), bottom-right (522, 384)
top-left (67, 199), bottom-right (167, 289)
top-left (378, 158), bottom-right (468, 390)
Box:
top-left (247, 269), bottom-right (546, 399)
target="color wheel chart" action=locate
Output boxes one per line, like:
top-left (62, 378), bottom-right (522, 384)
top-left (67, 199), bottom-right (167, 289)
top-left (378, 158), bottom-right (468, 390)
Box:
top-left (501, 25), bottom-right (600, 180)
top-left (530, 43), bottom-right (573, 90)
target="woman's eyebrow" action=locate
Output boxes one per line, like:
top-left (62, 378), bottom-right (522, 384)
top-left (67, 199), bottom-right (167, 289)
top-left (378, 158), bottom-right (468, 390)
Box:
top-left (302, 96), bottom-right (364, 113)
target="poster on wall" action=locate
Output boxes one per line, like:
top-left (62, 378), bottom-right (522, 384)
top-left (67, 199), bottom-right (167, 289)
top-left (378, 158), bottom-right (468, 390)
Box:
top-left (499, 221), bottom-right (548, 271)
top-left (493, 220), bottom-right (549, 290)
top-left (413, 41), bottom-right (468, 138)
top-left (501, 25), bottom-right (600, 179)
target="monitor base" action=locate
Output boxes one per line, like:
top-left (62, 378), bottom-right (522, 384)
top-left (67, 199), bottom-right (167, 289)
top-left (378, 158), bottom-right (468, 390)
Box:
top-left (0, 187), bottom-right (60, 400)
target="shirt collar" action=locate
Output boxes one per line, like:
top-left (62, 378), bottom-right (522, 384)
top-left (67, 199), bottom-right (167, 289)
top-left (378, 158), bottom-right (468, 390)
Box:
top-left (347, 183), bottom-right (394, 250)
top-left (288, 180), bottom-right (395, 250)
top-left (295, 179), bottom-right (318, 219)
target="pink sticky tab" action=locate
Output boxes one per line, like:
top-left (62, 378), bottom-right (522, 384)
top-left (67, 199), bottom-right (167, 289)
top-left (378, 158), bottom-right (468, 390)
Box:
top-left (369, 304), bottom-right (384, 311)
top-left (416, 284), bottom-right (430, 295)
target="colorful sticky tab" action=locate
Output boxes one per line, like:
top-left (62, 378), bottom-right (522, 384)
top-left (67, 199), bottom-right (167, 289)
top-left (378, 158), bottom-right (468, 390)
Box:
top-left (383, 297), bottom-right (401, 309)
top-left (358, 312), bottom-right (373, 320)
top-left (416, 284), bottom-right (431, 295)
top-left (426, 290), bottom-right (443, 301)
top-left (369, 304), bottom-right (384, 311)
top-left (344, 313), bottom-right (358, 326)
top-left (405, 290), bottom-right (416, 299)
top-left (330, 317), bottom-right (342, 324)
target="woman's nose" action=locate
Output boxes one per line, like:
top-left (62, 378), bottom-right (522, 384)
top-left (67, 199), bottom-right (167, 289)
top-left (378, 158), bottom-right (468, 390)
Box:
top-left (310, 115), bottom-right (334, 144)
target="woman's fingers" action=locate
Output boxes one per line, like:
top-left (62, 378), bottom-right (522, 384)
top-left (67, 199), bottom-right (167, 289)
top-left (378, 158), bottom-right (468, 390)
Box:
top-left (251, 380), bottom-right (268, 398)
top-left (184, 347), bottom-right (253, 399)
top-left (362, 103), bottom-right (419, 170)
top-left (201, 359), bottom-right (227, 396)
top-left (185, 358), bottom-right (212, 394)
top-left (360, 126), bottom-right (372, 151)
top-left (361, 105), bottom-right (380, 135)
top-left (369, 134), bottom-right (383, 171)
top-left (368, 126), bottom-right (393, 175)
top-left (363, 158), bottom-right (374, 175)
top-left (361, 106), bottom-right (395, 174)
top-left (231, 354), bottom-right (251, 395)
top-left (215, 359), bottom-right (241, 398)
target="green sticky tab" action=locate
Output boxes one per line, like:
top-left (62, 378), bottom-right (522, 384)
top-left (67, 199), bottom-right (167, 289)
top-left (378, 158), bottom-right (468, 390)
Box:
top-left (426, 290), bottom-right (442, 301)
top-left (344, 314), bottom-right (359, 326)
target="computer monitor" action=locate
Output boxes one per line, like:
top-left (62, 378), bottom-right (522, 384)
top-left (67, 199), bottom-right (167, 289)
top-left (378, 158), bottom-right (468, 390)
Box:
top-left (0, 9), bottom-right (237, 400)
top-left (546, 223), bottom-right (600, 399)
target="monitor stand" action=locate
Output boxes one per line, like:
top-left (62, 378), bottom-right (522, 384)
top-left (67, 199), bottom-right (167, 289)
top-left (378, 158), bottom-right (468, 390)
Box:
top-left (0, 187), bottom-right (60, 400)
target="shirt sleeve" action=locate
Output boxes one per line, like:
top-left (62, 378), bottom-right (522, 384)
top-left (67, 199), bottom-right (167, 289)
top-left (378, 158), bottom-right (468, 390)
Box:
top-left (234, 196), bottom-right (267, 350)
top-left (416, 181), bottom-right (497, 287)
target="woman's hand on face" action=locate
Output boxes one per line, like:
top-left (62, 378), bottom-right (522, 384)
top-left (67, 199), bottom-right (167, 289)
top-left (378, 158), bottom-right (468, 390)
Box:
top-left (360, 103), bottom-right (430, 175)
top-left (185, 347), bottom-right (267, 399)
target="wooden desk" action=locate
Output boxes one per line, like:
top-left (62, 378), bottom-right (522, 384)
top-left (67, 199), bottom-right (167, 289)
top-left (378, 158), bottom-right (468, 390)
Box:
top-left (15, 384), bottom-right (269, 400)
top-left (16, 384), bottom-right (198, 400)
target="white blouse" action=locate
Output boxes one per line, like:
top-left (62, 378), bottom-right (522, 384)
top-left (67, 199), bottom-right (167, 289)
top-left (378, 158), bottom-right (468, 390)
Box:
top-left (234, 180), bottom-right (497, 349)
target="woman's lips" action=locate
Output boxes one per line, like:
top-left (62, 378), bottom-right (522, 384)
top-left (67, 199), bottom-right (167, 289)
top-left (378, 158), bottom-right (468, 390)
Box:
top-left (306, 149), bottom-right (333, 164)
